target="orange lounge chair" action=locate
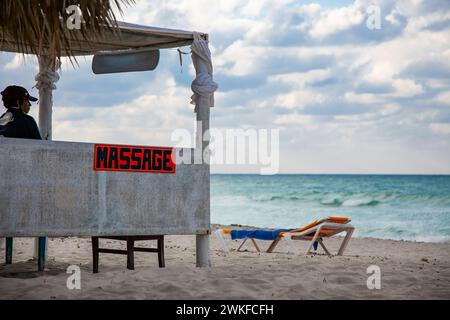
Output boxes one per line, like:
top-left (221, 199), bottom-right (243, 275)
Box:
top-left (215, 216), bottom-right (354, 256)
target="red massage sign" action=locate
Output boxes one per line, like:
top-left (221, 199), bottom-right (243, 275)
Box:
top-left (93, 143), bottom-right (176, 174)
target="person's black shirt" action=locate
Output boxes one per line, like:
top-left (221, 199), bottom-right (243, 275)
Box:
top-left (0, 107), bottom-right (42, 139)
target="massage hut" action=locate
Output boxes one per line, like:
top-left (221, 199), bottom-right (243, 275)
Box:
top-left (0, 3), bottom-right (217, 271)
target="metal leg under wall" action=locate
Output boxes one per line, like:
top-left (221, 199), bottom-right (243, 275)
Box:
top-left (5, 237), bottom-right (13, 264)
top-left (38, 237), bottom-right (47, 271)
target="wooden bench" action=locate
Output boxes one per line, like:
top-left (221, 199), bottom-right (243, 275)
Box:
top-left (91, 235), bottom-right (165, 273)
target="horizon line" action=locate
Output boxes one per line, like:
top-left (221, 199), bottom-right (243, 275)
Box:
top-left (210, 172), bottom-right (450, 176)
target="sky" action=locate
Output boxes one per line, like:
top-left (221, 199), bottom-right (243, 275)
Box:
top-left (1, 0), bottom-right (450, 174)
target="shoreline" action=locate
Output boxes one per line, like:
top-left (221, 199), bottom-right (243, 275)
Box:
top-left (1, 231), bottom-right (450, 299)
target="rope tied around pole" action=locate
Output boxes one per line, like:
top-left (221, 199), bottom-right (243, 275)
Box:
top-left (35, 57), bottom-right (61, 90)
top-left (190, 32), bottom-right (218, 112)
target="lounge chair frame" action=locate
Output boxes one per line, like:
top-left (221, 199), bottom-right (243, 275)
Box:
top-left (276, 222), bottom-right (354, 255)
top-left (215, 222), bottom-right (354, 256)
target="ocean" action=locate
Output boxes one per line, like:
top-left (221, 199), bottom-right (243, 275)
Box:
top-left (211, 174), bottom-right (450, 243)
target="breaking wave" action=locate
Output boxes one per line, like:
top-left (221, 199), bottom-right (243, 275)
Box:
top-left (248, 191), bottom-right (448, 207)
top-left (211, 174), bottom-right (450, 242)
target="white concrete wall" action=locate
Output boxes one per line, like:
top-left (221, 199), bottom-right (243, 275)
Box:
top-left (0, 138), bottom-right (209, 237)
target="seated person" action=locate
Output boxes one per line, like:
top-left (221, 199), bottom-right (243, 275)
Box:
top-left (0, 85), bottom-right (41, 139)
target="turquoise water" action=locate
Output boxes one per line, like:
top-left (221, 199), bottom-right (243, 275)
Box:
top-left (211, 174), bottom-right (450, 243)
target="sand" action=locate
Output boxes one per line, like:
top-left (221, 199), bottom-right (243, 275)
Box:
top-left (0, 225), bottom-right (449, 300)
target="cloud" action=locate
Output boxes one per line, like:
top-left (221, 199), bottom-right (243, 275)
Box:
top-left (391, 79), bottom-right (424, 97)
top-left (268, 69), bottom-right (332, 87)
top-left (380, 103), bottom-right (401, 115)
top-left (433, 91), bottom-right (450, 105)
top-left (430, 123), bottom-right (450, 135)
top-left (2, 0), bottom-right (450, 173)
top-left (275, 89), bottom-right (328, 110)
top-left (52, 72), bottom-right (195, 145)
top-left (402, 57), bottom-right (450, 80)
top-left (309, 2), bottom-right (365, 40)
top-left (344, 92), bottom-right (381, 104)
top-left (4, 54), bottom-right (25, 70)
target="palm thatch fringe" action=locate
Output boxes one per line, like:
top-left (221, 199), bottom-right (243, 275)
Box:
top-left (0, 0), bottom-right (135, 63)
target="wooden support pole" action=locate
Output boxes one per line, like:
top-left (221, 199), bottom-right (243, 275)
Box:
top-left (92, 237), bottom-right (99, 273)
top-left (37, 55), bottom-right (59, 140)
top-left (33, 55), bottom-right (60, 268)
top-left (126, 238), bottom-right (135, 270)
top-left (196, 234), bottom-right (210, 268)
top-left (193, 44), bottom-right (212, 268)
top-left (158, 236), bottom-right (165, 267)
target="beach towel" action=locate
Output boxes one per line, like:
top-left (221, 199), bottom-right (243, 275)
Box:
top-left (230, 229), bottom-right (293, 241)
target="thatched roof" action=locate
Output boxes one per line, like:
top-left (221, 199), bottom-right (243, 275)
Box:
top-left (0, 0), bottom-right (136, 59)
top-left (0, 21), bottom-right (206, 56)
top-left (0, 0), bottom-right (207, 59)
